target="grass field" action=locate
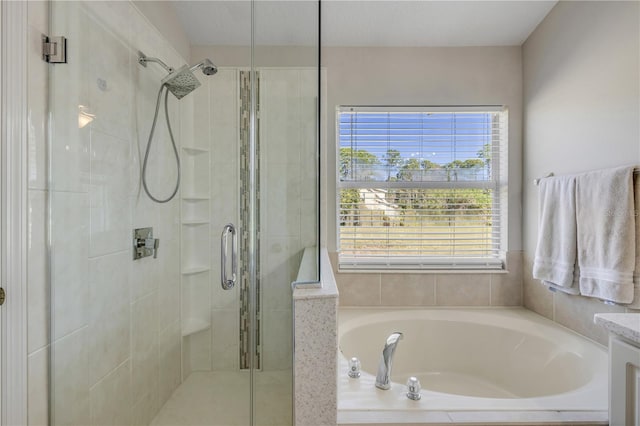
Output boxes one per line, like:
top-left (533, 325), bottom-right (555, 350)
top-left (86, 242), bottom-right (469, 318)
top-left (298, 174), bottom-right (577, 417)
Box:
top-left (339, 216), bottom-right (495, 257)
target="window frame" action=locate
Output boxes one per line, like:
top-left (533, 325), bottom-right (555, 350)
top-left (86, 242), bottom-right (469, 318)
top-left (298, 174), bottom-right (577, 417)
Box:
top-left (335, 105), bottom-right (508, 271)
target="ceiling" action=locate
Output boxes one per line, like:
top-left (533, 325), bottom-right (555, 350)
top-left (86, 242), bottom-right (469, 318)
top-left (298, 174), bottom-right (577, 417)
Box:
top-left (171, 1), bottom-right (558, 47)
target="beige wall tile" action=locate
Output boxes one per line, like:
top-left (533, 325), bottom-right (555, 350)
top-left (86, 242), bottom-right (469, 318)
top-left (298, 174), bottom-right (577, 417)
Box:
top-left (335, 273), bottom-right (380, 306)
top-left (381, 274), bottom-right (435, 306)
top-left (523, 259), bottom-right (554, 320)
top-left (435, 274), bottom-right (490, 306)
top-left (491, 252), bottom-right (523, 306)
top-left (554, 292), bottom-right (625, 346)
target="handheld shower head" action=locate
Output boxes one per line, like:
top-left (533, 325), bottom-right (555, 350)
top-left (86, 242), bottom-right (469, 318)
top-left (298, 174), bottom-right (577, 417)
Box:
top-left (138, 50), bottom-right (218, 99)
top-left (190, 58), bottom-right (218, 76)
top-left (161, 65), bottom-right (201, 99)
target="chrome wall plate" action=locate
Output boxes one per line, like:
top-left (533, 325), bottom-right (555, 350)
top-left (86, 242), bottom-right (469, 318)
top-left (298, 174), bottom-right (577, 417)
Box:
top-left (133, 227), bottom-right (159, 260)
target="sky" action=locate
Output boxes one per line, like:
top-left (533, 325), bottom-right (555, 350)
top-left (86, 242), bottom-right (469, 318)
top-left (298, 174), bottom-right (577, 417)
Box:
top-left (339, 111), bottom-right (497, 181)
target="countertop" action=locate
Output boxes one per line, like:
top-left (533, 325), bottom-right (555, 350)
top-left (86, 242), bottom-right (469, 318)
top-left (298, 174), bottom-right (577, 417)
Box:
top-left (594, 313), bottom-right (640, 345)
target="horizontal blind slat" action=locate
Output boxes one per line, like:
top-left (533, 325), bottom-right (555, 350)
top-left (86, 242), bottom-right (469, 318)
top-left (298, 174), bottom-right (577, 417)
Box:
top-left (338, 107), bottom-right (506, 268)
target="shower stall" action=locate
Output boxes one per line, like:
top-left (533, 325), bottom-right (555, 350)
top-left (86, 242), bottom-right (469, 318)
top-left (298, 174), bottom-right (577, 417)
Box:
top-left (46, 1), bottom-right (320, 425)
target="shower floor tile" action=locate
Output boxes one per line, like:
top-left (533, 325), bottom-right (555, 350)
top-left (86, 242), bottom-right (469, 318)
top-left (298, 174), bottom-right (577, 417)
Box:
top-left (151, 371), bottom-right (292, 426)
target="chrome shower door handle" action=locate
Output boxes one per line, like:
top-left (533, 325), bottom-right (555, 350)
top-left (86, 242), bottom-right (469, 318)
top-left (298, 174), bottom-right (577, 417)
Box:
top-left (221, 224), bottom-right (237, 290)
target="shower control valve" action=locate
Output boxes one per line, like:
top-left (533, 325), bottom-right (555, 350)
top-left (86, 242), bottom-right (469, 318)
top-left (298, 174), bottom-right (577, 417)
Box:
top-left (133, 227), bottom-right (160, 260)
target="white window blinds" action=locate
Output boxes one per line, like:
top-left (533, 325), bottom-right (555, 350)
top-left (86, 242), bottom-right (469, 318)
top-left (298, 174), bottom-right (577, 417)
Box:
top-left (337, 106), bottom-right (507, 270)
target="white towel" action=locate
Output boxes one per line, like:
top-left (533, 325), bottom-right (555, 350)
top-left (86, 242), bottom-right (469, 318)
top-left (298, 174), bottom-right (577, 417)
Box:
top-left (576, 166), bottom-right (636, 304)
top-left (533, 175), bottom-right (579, 293)
top-left (624, 171), bottom-right (640, 308)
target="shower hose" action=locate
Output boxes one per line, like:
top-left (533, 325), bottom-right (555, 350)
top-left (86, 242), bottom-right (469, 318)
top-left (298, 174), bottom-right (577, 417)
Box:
top-left (142, 83), bottom-right (180, 203)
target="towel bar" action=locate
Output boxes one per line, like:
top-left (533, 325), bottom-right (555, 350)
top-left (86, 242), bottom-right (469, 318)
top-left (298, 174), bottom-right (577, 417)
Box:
top-left (534, 169), bottom-right (640, 185)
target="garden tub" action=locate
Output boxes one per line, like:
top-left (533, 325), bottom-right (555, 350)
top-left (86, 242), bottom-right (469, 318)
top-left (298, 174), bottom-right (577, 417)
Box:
top-left (338, 307), bottom-right (608, 424)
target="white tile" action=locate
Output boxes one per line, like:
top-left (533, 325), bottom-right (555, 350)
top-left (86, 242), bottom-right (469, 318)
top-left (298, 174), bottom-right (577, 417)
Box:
top-left (86, 12), bottom-right (133, 142)
top-left (262, 309), bottom-right (293, 371)
top-left (211, 310), bottom-right (238, 371)
top-left (49, 4), bottom-right (91, 193)
top-left (130, 252), bottom-right (159, 303)
top-left (28, 347), bottom-right (49, 426)
top-left (50, 191), bottom-right (89, 340)
top-left (158, 241), bottom-right (181, 331)
top-left (28, 190), bottom-right (49, 353)
top-left (89, 129), bottom-right (132, 257)
top-left (158, 321), bottom-right (182, 406)
top-left (132, 389), bottom-right (159, 426)
top-left (188, 327), bottom-right (212, 372)
top-left (89, 303), bottom-right (130, 387)
top-left (131, 293), bottom-right (159, 403)
top-left (88, 252), bottom-right (130, 386)
top-left (261, 70), bottom-right (303, 166)
top-left (211, 162), bottom-right (238, 221)
top-left (210, 70), bottom-right (239, 161)
top-left (52, 328), bottom-right (90, 426)
top-left (262, 238), bottom-right (297, 311)
top-left (264, 163), bottom-right (301, 238)
top-left (89, 360), bottom-right (132, 426)
top-left (27, 23), bottom-right (49, 191)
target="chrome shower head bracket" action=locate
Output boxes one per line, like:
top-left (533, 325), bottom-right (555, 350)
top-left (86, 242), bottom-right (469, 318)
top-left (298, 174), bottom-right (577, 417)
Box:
top-left (138, 50), bottom-right (174, 73)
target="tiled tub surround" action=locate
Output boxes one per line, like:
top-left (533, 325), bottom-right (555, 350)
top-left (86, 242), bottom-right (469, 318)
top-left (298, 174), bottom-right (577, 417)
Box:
top-left (337, 307), bottom-right (608, 425)
top-left (331, 251), bottom-right (523, 308)
top-left (29, 1), bottom-right (186, 424)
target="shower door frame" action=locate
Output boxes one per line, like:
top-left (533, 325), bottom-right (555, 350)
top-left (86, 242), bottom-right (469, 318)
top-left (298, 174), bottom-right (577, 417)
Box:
top-left (0, 1), bottom-right (29, 425)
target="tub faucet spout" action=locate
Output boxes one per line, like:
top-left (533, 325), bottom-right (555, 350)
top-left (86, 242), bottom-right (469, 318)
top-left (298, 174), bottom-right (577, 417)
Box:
top-left (375, 332), bottom-right (403, 390)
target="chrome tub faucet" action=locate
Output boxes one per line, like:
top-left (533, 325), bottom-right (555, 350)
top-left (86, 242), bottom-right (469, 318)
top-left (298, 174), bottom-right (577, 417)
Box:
top-left (375, 332), bottom-right (403, 390)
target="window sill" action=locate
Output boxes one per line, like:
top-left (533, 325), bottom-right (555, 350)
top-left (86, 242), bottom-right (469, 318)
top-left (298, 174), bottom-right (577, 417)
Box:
top-left (336, 267), bottom-right (509, 274)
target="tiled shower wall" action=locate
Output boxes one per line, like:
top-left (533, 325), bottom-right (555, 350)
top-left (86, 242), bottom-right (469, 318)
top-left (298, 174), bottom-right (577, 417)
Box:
top-left (195, 67), bottom-right (320, 373)
top-left (27, 2), bottom-right (186, 424)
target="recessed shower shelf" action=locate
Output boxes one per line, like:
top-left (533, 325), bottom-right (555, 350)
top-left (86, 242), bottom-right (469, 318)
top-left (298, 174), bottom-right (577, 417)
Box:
top-left (182, 266), bottom-right (210, 275)
top-left (182, 318), bottom-right (211, 337)
top-left (182, 146), bottom-right (209, 155)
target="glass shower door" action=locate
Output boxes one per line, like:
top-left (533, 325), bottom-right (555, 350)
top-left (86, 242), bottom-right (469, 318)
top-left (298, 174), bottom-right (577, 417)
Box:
top-left (252, 2), bottom-right (321, 424)
top-left (47, 1), bottom-right (319, 425)
top-left (47, 1), bottom-right (253, 424)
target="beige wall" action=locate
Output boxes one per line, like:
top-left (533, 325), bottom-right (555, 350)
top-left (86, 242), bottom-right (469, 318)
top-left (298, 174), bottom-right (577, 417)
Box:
top-left (324, 46), bottom-right (524, 254)
top-left (522, 1), bottom-right (640, 345)
top-left (323, 46), bottom-right (524, 308)
top-left (134, 1), bottom-right (191, 61)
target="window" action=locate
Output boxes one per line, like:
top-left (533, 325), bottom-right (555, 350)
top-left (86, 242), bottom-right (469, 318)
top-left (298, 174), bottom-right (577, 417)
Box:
top-left (337, 106), bottom-right (507, 270)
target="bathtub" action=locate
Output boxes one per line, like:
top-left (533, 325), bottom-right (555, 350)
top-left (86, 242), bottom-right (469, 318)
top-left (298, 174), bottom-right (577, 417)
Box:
top-left (338, 307), bottom-right (608, 424)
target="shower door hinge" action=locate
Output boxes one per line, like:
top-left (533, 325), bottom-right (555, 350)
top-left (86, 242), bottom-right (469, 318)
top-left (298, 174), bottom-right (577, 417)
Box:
top-left (42, 35), bottom-right (67, 64)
